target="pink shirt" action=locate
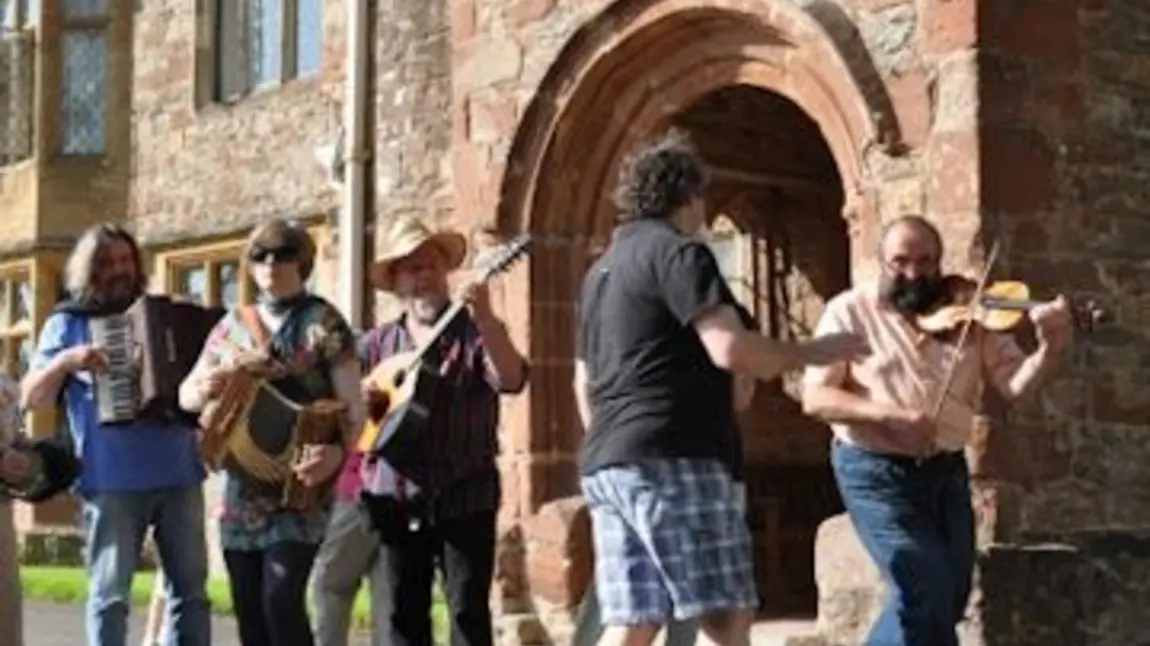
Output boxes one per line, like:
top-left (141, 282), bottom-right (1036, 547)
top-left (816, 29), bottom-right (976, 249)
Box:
top-left (802, 282), bottom-right (1026, 453)
top-left (334, 451), bottom-right (366, 501)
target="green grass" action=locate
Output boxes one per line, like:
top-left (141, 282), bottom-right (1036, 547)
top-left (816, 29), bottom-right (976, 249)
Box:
top-left (20, 566), bottom-right (448, 636)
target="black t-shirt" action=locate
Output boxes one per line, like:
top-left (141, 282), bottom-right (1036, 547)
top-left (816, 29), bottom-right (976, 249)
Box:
top-left (576, 218), bottom-right (741, 476)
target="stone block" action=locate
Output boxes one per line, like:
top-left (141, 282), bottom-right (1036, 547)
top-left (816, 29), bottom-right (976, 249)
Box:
top-left (978, 534), bottom-right (1150, 646)
top-left (813, 514), bottom-right (883, 646)
top-left (522, 496), bottom-right (592, 608)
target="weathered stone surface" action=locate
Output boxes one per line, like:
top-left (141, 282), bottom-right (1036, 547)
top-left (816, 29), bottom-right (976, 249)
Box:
top-left (130, 0), bottom-right (346, 246)
top-left (979, 535), bottom-right (1150, 646)
top-left (813, 514), bottom-right (883, 646)
top-left (522, 496), bottom-right (592, 608)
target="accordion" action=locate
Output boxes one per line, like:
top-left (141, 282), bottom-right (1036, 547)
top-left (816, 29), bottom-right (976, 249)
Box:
top-left (88, 294), bottom-right (225, 425)
top-left (198, 367), bottom-right (347, 512)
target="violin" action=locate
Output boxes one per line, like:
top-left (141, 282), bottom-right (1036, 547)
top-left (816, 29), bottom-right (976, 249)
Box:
top-left (914, 274), bottom-right (1107, 336)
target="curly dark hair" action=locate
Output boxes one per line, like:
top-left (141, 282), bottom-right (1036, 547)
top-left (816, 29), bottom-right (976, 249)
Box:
top-left (612, 129), bottom-right (707, 223)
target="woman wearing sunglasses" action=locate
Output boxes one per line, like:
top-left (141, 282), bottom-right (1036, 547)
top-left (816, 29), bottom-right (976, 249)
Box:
top-left (179, 219), bottom-right (364, 646)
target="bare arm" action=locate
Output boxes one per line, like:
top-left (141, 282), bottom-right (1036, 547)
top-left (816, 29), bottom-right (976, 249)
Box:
top-left (692, 305), bottom-right (866, 382)
top-left (573, 359), bottom-right (592, 431)
top-left (693, 306), bottom-right (802, 381)
top-left (21, 351), bottom-right (78, 412)
top-left (476, 316), bottom-right (528, 393)
top-left (801, 384), bottom-right (903, 426)
top-left (732, 374), bottom-right (756, 412)
top-left (1002, 344), bottom-right (1062, 401)
top-left (982, 327), bottom-right (1066, 403)
top-left (797, 297), bottom-right (901, 427)
top-left (178, 347), bottom-right (219, 414)
top-left (329, 357), bottom-right (366, 445)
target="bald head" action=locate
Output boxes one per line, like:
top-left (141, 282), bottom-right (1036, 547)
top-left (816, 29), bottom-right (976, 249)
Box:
top-left (878, 216), bottom-right (943, 278)
top-left (878, 216), bottom-right (946, 315)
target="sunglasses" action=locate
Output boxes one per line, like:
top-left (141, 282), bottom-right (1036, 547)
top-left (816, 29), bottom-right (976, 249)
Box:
top-left (249, 246), bottom-right (300, 264)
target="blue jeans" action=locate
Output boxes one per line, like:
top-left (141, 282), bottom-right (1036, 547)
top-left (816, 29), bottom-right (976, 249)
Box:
top-left (831, 440), bottom-right (975, 646)
top-left (83, 486), bottom-right (210, 646)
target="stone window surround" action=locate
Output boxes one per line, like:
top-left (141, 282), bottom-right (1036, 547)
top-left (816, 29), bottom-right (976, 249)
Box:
top-left (149, 224), bottom-right (330, 307)
top-left (59, 0), bottom-right (108, 156)
top-left (194, 0), bottom-right (324, 107)
top-left (0, 261), bottom-right (34, 380)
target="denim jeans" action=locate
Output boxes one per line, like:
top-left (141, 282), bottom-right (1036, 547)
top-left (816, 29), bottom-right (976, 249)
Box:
top-left (83, 486), bottom-right (210, 646)
top-left (831, 439), bottom-right (975, 646)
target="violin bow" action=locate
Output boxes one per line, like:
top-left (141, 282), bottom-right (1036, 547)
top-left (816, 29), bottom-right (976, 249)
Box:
top-left (929, 240), bottom-right (1001, 421)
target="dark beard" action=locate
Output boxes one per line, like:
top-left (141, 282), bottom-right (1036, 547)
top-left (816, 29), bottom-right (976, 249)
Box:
top-left (91, 277), bottom-right (141, 314)
top-left (884, 275), bottom-right (945, 316)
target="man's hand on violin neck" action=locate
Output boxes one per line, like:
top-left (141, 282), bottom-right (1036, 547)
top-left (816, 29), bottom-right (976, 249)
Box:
top-left (1029, 294), bottom-right (1074, 350)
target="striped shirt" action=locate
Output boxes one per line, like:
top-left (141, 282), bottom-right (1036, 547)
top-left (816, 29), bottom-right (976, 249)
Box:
top-left (357, 311), bottom-right (524, 521)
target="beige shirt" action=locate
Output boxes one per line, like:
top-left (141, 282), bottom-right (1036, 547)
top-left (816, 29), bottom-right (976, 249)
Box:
top-left (802, 282), bottom-right (1026, 453)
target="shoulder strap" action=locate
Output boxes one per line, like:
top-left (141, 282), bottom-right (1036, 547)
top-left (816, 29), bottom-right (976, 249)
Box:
top-left (238, 306), bottom-right (272, 349)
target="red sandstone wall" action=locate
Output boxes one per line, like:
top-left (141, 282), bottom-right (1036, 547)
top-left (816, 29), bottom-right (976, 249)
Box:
top-left (447, 0), bottom-right (988, 635)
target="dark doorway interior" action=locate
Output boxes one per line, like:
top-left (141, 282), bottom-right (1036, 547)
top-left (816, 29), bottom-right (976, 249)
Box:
top-left (671, 85), bottom-right (850, 619)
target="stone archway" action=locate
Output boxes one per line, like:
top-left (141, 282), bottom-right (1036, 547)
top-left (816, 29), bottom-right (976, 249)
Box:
top-left (485, 0), bottom-right (914, 636)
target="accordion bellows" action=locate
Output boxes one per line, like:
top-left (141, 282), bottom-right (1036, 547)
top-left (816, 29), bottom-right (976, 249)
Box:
top-left (199, 368), bottom-right (347, 512)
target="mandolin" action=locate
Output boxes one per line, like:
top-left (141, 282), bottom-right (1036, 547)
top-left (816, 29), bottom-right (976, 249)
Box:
top-left (354, 234), bottom-right (532, 474)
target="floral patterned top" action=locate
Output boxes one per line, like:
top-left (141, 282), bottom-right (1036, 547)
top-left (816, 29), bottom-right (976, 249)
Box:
top-left (197, 295), bottom-right (356, 551)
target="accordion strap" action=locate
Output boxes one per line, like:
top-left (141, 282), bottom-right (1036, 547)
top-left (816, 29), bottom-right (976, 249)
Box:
top-left (238, 305), bottom-right (272, 350)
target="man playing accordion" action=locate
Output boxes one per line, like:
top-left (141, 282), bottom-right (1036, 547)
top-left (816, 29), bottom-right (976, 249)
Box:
top-left (21, 223), bottom-right (211, 646)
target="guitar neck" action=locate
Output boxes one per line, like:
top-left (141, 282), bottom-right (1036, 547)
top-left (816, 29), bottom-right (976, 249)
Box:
top-left (403, 270), bottom-right (497, 371)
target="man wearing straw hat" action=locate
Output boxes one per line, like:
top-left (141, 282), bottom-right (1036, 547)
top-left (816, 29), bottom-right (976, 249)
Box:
top-left (347, 214), bottom-right (528, 646)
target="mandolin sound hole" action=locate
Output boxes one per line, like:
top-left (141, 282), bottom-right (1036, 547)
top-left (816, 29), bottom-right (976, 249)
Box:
top-left (393, 369), bottom-right (407, 389)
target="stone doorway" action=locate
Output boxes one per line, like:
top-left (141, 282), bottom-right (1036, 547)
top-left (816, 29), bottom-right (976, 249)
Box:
top-left (672, 84), bottom-right (849, 619)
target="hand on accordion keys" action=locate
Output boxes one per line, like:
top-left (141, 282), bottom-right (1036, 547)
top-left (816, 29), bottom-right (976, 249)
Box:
top-left (64, 343), bottom-right (111, 375)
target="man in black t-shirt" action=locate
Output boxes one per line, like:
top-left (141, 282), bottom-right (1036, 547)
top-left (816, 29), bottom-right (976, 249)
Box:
top-left (573, 130), bottom-right (868, 646)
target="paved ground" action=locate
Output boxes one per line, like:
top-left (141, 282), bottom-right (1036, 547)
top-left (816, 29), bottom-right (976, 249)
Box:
top-left (24, 601), bottom-right (375, 646)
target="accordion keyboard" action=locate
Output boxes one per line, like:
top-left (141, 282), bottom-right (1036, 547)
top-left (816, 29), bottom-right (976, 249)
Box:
top-left (90, 314), bottom-right (138, 424)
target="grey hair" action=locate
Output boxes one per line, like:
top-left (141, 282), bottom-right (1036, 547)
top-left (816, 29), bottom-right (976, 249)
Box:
top-left (876, 215), bottom-right (944, 258)
top-left (63, 223), bottom-right (147, 303)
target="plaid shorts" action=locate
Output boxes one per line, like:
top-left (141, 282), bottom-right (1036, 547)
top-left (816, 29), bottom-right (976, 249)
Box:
top-left (581, 458), bottom-right (759, 625)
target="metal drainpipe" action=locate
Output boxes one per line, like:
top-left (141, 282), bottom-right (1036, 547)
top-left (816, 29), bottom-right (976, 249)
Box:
top-left (338, 0), bottom-right (369, 329)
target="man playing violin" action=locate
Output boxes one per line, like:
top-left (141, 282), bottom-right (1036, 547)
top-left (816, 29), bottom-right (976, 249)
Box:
top-left (801, 215), bottom-right (1074, 646)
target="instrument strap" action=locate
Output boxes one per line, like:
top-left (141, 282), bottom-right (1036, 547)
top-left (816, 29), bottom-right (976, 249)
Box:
top-left (238, 306), bottom-right (273, 352)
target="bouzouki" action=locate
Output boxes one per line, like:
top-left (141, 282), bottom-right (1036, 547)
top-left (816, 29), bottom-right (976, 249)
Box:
top-left (355, 234), bottom-right (532, 475)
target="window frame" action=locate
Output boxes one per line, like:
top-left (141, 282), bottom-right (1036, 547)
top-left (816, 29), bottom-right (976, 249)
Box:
top-left (152, 224), bottom-right (330, 309)
top-left (157, 240), bottom-right (253, 310)
top-left (196, 0), bottom-right (323, 107)
top-left (706, 213), bottom-right (753, 308)
top-left (58, 0), bottom-right (109, 156)
top-left (0, 262), bottom-right (34, 380)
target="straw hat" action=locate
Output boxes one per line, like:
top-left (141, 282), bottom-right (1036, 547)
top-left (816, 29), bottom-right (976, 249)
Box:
top-left (369, 215), bottom-right (468, 291)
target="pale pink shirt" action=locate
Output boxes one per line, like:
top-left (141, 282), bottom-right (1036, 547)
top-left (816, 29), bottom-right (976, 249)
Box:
top-left (802, 282), bottom-right (1026, 453)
